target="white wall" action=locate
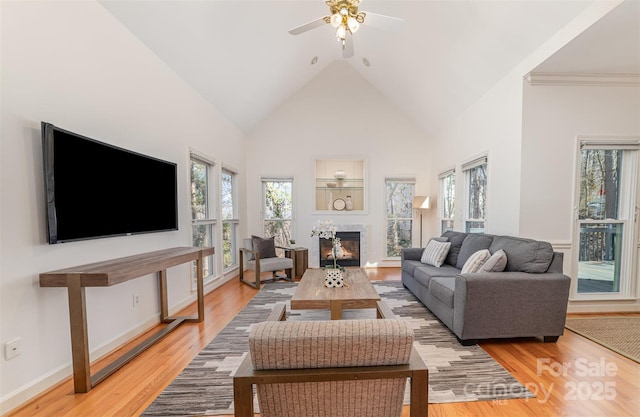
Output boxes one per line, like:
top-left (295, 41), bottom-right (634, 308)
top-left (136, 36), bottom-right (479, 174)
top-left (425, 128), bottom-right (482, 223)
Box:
top-left (428, 72), bottom-right (525, 236)
top-left (521, 82), bottom-right (640, 310)
top-left (521, 83), bottom-right (640, 241)
top-left (246, 61), bottom-right (432, 266)
top-left (0, 1), bottom-right (245, 410)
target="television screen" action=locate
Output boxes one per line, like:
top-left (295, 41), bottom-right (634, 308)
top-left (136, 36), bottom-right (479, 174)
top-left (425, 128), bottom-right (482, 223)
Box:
top-left (42, 122), bottom-right (178, 244)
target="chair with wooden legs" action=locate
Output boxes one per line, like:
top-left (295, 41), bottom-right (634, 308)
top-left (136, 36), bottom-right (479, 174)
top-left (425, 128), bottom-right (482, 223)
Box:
top-left (232, 303), bottom-right (429, 417)
top-left (239, 237), bottom-right (295, 289)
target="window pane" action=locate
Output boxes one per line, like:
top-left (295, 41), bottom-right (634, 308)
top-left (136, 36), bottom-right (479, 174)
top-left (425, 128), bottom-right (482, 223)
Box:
top-left (222, 221), bottom-right (236, 269)
top-left (442, 219), bottom-right (454, 233)
top-left (578, 150), bottom-right (621, 220)
top-left (221, 170), bottom-right (234, 220)
top-left (468, 164), bottom-right (487, 220)
top-left (190, 159), bottom-right (207, 220)
top-left (386, 182), bottom-right (414, 218)
top-left (443, 174), bottom-right (455, 219)
top-left (577, 223), bottom-right (622, 293)
top-left (264, 220), bottom-right (291, 255)
top-left (387, 219), bottom-right (412, 257)
top-left (192, 223), bottom-right (213, 278)
top-left (385, 180), bottom-right (414, 257)
top-left (466, 221), bottom-right (485, 233)
top-left (265, 181), bottom-right (292, 220)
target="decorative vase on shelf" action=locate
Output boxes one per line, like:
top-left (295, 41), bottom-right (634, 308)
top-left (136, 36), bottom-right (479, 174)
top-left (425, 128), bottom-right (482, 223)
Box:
top-left (324, 268), bottom-right (344, 288)
top-left (345, 195), bottom-right (353, 211)
top-left (334, 169), bottom-right (346, 180)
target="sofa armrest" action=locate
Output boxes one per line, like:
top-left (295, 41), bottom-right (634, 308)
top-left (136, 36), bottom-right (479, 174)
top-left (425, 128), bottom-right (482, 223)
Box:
top-left (401, 248), bottom-right (424, 262)
top-left (452, 272), bottom-right (571, 340)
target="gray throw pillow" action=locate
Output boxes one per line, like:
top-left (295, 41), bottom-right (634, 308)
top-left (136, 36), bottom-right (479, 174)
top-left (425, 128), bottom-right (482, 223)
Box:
top-left (479, 249), bottom-right (507, 272)
top-left (251, 235), bottom-right (277, 258)
top-left (441, 231), bottom-right (467, 266)
top-left (456, 234), bottom-right (494, 269)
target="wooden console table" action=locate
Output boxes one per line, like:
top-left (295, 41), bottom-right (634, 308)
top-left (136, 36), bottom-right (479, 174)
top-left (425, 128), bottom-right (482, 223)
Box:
top-left (39, 246), bottom-right (214, 393)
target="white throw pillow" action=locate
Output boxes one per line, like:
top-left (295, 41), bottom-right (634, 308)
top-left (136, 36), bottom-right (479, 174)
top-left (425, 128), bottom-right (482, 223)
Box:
top-left (479, 249), bottom-right (508, 272)
top-left (421, 240), bottom-right (451, 267)
top-left (461, 249), bottom-right (491, 273)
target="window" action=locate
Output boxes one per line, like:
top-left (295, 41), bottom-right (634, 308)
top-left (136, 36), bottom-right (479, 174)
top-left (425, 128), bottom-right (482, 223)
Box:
top-left (385, 178), bottom-right (415, 257)
top-left (439, 169), bottom-right (455, 233)
top-left (221, 168), bottom-right (238, 271)
top-left (262, 178), bottom-right (293, 252)
top-left (190, 154), bottom-right (215, 283)
top-left (574, 137), bottom-right (639, 297)
top-left (463, 156), bottom-right (487, 233)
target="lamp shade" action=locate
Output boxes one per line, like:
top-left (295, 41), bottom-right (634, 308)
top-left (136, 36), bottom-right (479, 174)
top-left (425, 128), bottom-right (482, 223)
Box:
top-left (413, 196), bottom-right (431, 209)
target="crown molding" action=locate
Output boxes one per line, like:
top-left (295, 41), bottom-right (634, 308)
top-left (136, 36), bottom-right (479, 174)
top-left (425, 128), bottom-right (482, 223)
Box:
top-left (525, 72), bottom-right (640, 87)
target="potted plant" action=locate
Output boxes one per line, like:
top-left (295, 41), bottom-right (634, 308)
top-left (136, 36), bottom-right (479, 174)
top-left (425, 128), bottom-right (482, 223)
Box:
top-left (311, 220), bottom-right (346, 287)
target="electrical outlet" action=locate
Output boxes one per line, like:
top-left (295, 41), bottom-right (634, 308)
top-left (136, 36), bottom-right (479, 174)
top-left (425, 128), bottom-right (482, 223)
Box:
top-left (4, 337), bottom-right (21, 360)
top-left (132, 293), bottom-right (140, 308)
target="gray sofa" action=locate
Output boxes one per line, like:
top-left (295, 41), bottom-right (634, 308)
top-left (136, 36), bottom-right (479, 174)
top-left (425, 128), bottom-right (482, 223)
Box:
top-left (401, 231), bottom-right (571, 345)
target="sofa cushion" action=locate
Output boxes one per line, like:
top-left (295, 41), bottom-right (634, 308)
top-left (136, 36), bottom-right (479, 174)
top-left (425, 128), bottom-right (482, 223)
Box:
top-left (420, 240), bottom-right (451, 267)
top-left (429, 277), bottom-right (455, 308)
top-left (489, 236), bottom-right (554, 273)
top-left (480, 249), bottom-right (508, 272)
top-left (413, 264), bottom-right (460, 289)
top-left (456, 234), bottom-right (494, 269)
top-left (461, 249), bottom-right (491, 273)
top-left (441, 231), bottom-right (467, 266)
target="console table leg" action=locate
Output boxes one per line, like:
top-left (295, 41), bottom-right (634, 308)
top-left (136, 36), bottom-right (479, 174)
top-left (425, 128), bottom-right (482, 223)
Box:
top-left (196, 254), bottom-right (204, 322)
top-left (159, 269), bottom-right (170, 322)
top-left (67, 275), bottom-right (91, 393)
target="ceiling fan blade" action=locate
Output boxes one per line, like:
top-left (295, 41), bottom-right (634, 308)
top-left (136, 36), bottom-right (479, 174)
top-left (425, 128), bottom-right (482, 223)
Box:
top-left (288, 17), bottom-right (328, 35)
top-left (342, 34), bottom-right (354, 58)
top-left (362, 11), bottom-right (404, 32)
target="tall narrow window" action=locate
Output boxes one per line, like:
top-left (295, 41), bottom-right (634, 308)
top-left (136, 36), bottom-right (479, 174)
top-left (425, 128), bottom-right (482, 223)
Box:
top-left (262, 178), bottom-right (293, 252)
top-left (221, 168), bottom-right (238, 271)
top-left (463, 156), bottom-right (487, 233)
top-left (439, 169), bottom-right (455, 233)
top-left (575, 138), bottom-right (639, 297)
top-left (190, 154), bottom-right (215, 282)
top-left (385, 178), bottom-right (415, 257)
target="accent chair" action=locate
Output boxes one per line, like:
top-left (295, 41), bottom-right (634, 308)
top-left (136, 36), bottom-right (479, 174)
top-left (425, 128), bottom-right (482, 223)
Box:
top-left (232, 303), bottom-right (429, 417)
top-left (239, 236), bottom-right (295, 289)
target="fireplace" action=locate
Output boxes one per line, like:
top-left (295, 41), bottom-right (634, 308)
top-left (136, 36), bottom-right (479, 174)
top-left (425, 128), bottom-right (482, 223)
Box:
top-left (319, 231), bottom-right (361, 267)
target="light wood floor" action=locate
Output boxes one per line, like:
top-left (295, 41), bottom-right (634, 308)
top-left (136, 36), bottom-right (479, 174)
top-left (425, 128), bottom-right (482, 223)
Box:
top-left (6, 268), bottom-right (640, 417)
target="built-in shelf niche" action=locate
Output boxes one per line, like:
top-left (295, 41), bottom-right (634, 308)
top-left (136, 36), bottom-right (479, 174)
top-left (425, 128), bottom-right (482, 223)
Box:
top-left (315, 159), bottom-right (365, 212)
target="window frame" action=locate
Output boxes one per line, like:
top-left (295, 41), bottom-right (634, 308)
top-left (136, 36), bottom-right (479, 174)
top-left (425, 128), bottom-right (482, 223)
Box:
top-left (262, 177), bottom-right (294, 251)
top-left (572, 136), bottom-right (640, 301)
top-left (189, 152), bottom-right (217, 286)
top-left (438, 168), bottom-right (455, 234)
top-left (221, 167), bottom-right (239, 272)
top-left (462, 156), bottom-right (488, 233)
top-left (384, 177), bottom-right (416, 258)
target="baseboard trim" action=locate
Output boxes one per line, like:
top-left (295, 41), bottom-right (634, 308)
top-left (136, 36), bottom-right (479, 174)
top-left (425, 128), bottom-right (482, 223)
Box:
top-left (568, 300), bottom-right (640, 313)
top-left (1, 275), bottom-right (236, 415)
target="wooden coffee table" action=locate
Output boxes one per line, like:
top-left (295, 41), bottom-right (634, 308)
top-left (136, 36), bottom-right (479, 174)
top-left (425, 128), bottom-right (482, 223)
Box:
top-left (290, 268), bottom-right (384, 320)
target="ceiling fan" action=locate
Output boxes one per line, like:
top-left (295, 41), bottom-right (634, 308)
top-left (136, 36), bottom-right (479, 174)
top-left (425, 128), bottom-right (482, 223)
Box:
top-left (288, 0), bottom-right (404, 58)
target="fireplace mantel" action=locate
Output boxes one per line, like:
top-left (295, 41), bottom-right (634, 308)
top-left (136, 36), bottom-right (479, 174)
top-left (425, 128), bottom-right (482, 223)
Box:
top-left (311, 224), bottom-right (369, 268)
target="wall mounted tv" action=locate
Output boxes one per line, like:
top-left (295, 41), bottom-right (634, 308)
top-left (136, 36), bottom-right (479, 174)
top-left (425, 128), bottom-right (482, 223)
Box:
top-left (42, 122), bottom-right (178, 244)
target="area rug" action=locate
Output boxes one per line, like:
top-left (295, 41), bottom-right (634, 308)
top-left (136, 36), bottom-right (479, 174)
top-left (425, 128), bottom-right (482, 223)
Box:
top-left (142, 281), bottom-right (534, 416)
top-left (565, 316), bottom-right (640, 364)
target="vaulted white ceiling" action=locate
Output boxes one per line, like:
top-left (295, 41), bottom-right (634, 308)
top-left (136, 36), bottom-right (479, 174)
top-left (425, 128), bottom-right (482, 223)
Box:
top-left (100, 0), bottom-right (640, 135)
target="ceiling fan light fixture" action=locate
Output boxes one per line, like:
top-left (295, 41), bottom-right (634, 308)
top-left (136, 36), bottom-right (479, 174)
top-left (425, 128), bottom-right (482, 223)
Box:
top-left (336, 25), bottom-right (347, 41)
top-left (347, 16), bottom-right (359, 33)
top-left (330, 13), bottom-right (342, 28)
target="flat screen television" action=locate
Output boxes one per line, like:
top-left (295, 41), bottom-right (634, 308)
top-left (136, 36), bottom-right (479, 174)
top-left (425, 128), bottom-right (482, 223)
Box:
top-left (42, 122), bottom-right (178, 244)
